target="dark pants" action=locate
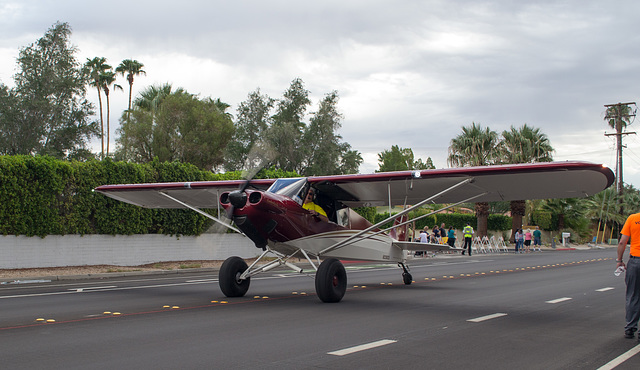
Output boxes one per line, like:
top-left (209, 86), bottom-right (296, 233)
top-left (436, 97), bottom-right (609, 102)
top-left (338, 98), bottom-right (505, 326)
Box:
top-left (463, 237), bottom-right (472, 255)
top-left (626, 257), bottom-right (640, 332)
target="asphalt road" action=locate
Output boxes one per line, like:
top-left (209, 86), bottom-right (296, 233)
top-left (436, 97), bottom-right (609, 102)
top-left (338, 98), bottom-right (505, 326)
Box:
top-left (1, 249), bottom-right (639, 369)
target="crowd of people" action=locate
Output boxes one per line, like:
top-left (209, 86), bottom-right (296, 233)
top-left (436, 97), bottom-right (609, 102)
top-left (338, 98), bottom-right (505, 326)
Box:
top-left (415, 224), bottom-right (544, 256)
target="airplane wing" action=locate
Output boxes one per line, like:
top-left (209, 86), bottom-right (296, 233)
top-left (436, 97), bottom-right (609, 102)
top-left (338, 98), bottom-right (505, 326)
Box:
top-left (95, 161), bottom-right (614, 209)
top-left (94, 179), bottom-right (276, 208)
top-left (310, 161), bottom-right (615, 207)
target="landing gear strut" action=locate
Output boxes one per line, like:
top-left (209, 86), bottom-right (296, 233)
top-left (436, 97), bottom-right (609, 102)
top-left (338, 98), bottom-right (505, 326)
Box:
top-left (399, 263), bottom-right (412, 285)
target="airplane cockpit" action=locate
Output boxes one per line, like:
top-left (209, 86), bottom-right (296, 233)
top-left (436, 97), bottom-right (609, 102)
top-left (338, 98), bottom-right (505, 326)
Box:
top-left (266, 177), bottom-right (346, 225)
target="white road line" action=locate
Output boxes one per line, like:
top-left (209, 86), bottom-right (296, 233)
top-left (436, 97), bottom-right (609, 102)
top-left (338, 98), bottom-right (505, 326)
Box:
top-left (328, 339), bottom-right (397, 356)
top-left (68, 286), bottom-right (117, 292)
top-left (546, 297), bottom-right (572, 304)
top-left (596, 287), bottom-right (615, 292)
top-left (597, 344), bottom-right (640, 370)
top-left (467, 313), bottom-right (507, 323)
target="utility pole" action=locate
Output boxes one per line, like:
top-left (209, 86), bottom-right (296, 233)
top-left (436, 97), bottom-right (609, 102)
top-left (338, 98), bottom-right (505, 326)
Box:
top-left (604, 102), bottom-right (636, 215)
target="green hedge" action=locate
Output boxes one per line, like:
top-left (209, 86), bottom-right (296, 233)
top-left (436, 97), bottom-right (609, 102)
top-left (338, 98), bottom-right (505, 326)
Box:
top-left (0, 156), bottom-right (240, 236)
top-left (359, 207), bottom-right (511, 232)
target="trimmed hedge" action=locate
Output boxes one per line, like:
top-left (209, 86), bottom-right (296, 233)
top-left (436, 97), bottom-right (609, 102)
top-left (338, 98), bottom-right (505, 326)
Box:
top-left (362, 207), bottom-right (511, 232)
top-left (0, 156), bottom-right (240, 236)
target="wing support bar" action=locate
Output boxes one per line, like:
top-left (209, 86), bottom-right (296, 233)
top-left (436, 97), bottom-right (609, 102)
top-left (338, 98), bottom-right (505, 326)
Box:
top-left (239, 246), bottom-right (319, 280)
top-left (158, 192), bottom-right (243, 234)
top-left (318, 178), bottom-right (473, 256)
top-left (372, 192), bottom-right (487, 239)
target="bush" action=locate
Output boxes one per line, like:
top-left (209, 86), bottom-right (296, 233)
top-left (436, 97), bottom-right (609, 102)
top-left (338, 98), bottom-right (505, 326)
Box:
top-left (0, 155), bottom-right (242, 236)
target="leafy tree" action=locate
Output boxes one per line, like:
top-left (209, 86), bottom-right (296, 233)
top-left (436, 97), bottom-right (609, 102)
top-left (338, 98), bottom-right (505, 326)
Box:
top-left (115, 87), bottom-right (234, 170)
top-left (84, 57), bottom-right (111, 158)
top-left (224, 89), bottom-right (274, 171)
top-left (268, 78), bottom-right (311, 173)
top-left (4, 22), bottom-right (97, 159)
top-left (303, 91), bottom-right (363, 176)
top-left (497, 124), bottom-right (554, 241)
top-left (377, 145), bottom-right (435, 172)
top-left (448, 122), bottom-right (499, 237)
top-left (115, 59), bottom-right (146, 118)
top-left (228, 79), bottom-right (362, 175)
top-left (0, 84), bottom-right (21, 154)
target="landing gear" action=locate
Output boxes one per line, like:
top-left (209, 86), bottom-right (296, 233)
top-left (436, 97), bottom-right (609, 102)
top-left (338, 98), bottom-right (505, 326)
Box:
top-left (315, 258), bottom-right (347, 303)
top-left (219, 256), bottom-right (250, 297)
top-left (399, 263), bottom-right (412, 285)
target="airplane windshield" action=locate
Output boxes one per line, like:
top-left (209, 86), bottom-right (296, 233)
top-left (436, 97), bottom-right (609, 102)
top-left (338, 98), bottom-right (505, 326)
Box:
top-left (267, 178), bottom-right (308, 200)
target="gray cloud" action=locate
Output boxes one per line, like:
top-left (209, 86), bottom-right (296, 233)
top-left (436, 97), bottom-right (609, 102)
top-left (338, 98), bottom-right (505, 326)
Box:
top-left (1, 0), bottom-right (639, 184)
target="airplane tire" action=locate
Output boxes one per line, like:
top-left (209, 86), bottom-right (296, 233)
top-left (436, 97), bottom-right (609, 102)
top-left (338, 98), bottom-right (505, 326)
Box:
top-left (219, 256), bottom-right (250, 297)
top-left (402, 272), bottom-right (413, 285)
top-left (315, 258), bottom-right (347, 303)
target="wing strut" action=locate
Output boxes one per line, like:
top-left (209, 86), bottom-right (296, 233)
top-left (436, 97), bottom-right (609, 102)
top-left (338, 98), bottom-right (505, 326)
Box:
top-left (319, 178), bottom-right (473, 256)
top-left (375, 192), bottom-right (486, 237)
top-left (158, 192), bottom-right (243, 234)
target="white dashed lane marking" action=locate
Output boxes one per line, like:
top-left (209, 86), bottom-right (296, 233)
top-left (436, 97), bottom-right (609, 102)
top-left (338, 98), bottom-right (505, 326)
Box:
top-left (546, 297), bottom-right (572, 304)
top-left (467, 313), bottom-right (508, 323)
top-left (328, 339), bottom-right (397, 356)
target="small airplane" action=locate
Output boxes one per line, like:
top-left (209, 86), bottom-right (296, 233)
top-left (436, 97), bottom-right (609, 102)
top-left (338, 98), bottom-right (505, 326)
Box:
top-left (95, 161), bottom-right (614, 303)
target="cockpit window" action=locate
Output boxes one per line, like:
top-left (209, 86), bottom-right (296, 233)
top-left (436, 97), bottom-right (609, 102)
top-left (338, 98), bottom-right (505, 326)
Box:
top-left (267, 178), bottom-right (308, 204)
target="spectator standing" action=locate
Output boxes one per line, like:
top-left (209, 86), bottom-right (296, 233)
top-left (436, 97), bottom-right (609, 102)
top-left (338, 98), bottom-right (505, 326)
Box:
top-left (515, 229), bottom-right (524, 253)
top-left (616, 212), bottom-right (640, 341)
top-left (462, 223), bottom-right (474, 256)
top-left (533, 226), bottom-right (542, 251)
top-left (447, 226), bottom-right (456, 248)
top-left (524, 229), bottom-right (533, 253)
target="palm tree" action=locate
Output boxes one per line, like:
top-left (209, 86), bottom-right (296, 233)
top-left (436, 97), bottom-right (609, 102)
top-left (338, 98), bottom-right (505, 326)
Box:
top-left (448, 122), bottom-right (499, 237)
top-left (498, 124), bottom-right (554, 242)
top-left (115, 59), bottom-right (146, 119)
top-left (604, 103), bottom-right (635, 213)
top-left (84, 57), bottom-right (110, 159)
top-left (133, 83), bottom-right (180, 113)
top-left (99, 70), bottom-right (122, 156)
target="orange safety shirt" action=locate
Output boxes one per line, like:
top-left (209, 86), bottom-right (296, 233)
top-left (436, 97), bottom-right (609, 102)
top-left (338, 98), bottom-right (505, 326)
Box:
top-left (621, 212), bottom-right (640, 257)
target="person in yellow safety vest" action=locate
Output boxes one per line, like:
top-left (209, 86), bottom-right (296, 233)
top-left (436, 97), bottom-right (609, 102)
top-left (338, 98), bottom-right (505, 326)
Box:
top-left (462, 223), bottom-right (474, 256)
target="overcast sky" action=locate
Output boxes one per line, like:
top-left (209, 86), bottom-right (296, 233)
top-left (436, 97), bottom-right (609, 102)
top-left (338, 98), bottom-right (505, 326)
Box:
top-left (1, 1), bottom-right (639, 187)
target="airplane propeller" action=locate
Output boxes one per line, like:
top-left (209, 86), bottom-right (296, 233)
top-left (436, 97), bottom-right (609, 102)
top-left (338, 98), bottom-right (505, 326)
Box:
top-left (214, 142), bottom-right (276, 231)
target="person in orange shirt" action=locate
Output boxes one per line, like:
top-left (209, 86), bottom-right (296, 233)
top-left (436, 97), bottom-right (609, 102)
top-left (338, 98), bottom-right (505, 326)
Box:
top-left (616, 212), bottom-right (640, 341)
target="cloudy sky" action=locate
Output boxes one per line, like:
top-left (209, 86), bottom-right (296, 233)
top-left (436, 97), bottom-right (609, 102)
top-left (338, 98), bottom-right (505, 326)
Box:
top-left (1, 1), bottom-right (639, 186)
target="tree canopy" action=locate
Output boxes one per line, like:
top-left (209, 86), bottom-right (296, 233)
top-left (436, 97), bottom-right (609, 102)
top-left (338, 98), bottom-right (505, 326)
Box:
top-left (0, 22), bottom-right (97, 159)
top-left (225, 78), bottom-right (362, 175)
top-left (115, 84), bottom-right (234, 170)
top-left (377, 145), bottom-right (435, 172)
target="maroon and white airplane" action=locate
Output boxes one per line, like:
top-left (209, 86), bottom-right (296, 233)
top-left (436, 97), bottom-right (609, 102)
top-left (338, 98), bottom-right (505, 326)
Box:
top-left (95, 161), bottom-right (614, 303)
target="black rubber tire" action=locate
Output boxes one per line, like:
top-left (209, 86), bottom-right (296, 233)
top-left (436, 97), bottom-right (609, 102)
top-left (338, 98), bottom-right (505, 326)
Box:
top-left (315, 258), bottom-right (347, 303)
top-left (219, 256), bottom-right (250, 297)
top-left (402, 272), bottom-right (413, 285)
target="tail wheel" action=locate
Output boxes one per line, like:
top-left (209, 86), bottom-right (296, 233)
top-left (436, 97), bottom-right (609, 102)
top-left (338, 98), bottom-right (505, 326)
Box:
top-left (402, 272), bottom-right (413, 285)
top-left (315, 258), bottom-right (347, 303)
top-left (219, 256), bottom-right (250, 297)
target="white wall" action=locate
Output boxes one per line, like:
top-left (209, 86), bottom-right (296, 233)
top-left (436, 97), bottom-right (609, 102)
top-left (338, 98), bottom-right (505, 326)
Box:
top-left (0, 234), bottom-right (261, 269)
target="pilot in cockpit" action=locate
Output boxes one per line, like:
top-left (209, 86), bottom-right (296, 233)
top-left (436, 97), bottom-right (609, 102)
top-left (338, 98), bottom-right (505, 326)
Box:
top-left (302, 188), bottom-right (328, 221)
